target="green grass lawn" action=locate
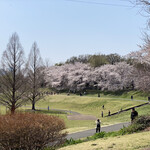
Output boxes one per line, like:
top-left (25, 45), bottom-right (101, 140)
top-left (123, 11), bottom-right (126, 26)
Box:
top-left (81, 90), bottom-right (150, 101)
top-left (33, 93), bottom-right (150, 132)
top-left (0, 105), bottom-right (7, 114)
top-left (2, 91), bottom-right (150, 133)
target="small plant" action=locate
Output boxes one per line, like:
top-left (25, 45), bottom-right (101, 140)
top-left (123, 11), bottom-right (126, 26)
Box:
top-left (0, 113), bottom-right (67, 150)
top-left (91, 132), bottom-right (106, 139)
top-left (64, 138), bottom-right (83, 146)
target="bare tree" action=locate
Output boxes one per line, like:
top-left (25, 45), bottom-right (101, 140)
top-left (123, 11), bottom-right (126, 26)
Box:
top-left (0, 33), bottom-right (27, 114)
top-left (27, 42), bottom-right (43, 110)
top-left (44, 58), bottom-right (52, 68)
top-left (134, 0), bottom-right (150, 26)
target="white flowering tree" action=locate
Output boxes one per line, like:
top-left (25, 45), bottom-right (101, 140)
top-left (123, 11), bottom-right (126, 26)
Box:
top-left (129, 35), bottom-right (150, 91)
top-left (44, 62), bottom-right (136, 92)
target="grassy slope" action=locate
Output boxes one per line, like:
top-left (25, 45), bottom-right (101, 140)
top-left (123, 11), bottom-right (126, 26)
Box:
top-left (59, 131), bottom-right (150, 150)
top-left (85, 90), bottom-right (150, 101)
top-left (2, 90), bottom-right (150, 133)
top-left (35, 93), bottom-right (150, 130)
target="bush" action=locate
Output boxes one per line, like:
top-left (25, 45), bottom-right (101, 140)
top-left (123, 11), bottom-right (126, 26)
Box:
top-left (0, 113), bottom-right (67, 150)
top-left (121, 115), bottom-right (150, 134)
top-left (90, 132), bottom-right (106, 139)
top-left (64, 138), bottom-right (83, 146)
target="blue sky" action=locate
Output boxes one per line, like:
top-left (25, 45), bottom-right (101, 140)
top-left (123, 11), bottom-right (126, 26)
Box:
top-left (0, 0), bottom-right (147, 64)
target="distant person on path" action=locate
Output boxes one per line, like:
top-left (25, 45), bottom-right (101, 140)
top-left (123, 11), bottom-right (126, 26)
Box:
top-left (131, 107), bottom-right (138, 123)
top-left (102, 105), bottom-right (104, 109)
top-left (96, 119), bottom-right (101, 133)
top-left (108, 110), bottom-right (111, 116)
top-left (80, 92), bottom-right (82, 96)
top-left (98, 93), bottom-right (100, 97)
top-left (131, 95), bottom-right (133, 100)
top-left (101, 111), bottom-right (103, 117)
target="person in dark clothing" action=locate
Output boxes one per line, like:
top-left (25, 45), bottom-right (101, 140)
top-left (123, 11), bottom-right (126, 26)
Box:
top-left (96, 119), bottom-right (101, 133)
top-left (131, 107), bottom-right (138, 122)
top-left (102, 105), bottom-right (104, 109)
top-left (108, 110), bottom-right (111, 116)
top-left (101, 111), bottom-right (103, 117)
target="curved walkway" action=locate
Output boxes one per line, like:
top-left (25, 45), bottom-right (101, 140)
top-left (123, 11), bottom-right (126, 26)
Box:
top-left (67, 122), bottom-right (130, 140)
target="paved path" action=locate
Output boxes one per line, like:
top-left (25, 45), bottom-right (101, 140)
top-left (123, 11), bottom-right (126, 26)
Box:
top-left (67, 122), bottom-right (130, 140)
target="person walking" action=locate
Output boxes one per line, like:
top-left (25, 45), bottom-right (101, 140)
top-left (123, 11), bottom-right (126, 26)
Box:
top-left (108, 110), bottom-right (111, 116)
top-left (101, 111), bottom-right (103, 117)
top-left (102, 105), bottom-right (104, 109)
top-left (96, 119), bottom-right (101, 133)
top-left (131, 107), bottom-right (138, 123)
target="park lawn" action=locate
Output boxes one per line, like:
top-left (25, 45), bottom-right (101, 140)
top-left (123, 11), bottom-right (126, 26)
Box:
top-left (34, 94), bottom-right (150, 131)
top-left (85, 90), bottom-right (150, 100)
top-left (32, 105), bottom-right (150, 133)
top-left (1, 93), bottom-right (150, 133)
top-left (36, 95), bottom-right (146, 117)
top-left (59, 131), bottom-right (150, 150)
top-left (0, 105), bottom-right (7, 114)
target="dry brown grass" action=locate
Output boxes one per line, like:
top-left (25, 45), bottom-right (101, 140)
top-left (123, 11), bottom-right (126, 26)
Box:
top-left (59, 131), bottom-right (150, 150)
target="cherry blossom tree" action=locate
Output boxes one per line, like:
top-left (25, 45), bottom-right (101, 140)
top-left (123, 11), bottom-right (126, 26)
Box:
top-left (129, 35), bottom-right (150, 91)
top-left (44, 62), bottom-right (136, 92)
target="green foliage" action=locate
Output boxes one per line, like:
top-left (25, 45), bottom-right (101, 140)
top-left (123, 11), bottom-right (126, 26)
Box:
top-left (117, 115), bottom-right (150, 135)
top-left (105, 131), bottom-right (120, 137)
top-left (65, 55), bottom-right (91, 64)
top-left (64, 53), bottom-right (125, 67)
top-left (89, 54), bottom-right (108, 67)
top-left (106, 53), bottom-right (123, 65)
top-left (89, 132), bottom-right (106, 140)
top-left (64, 138), bottom-right (83, 146)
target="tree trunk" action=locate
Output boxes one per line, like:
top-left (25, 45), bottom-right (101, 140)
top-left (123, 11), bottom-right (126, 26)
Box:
top-left (32, 102), bottom-right (35, 110)
top-left (11, 104), bottom-right (16, 114)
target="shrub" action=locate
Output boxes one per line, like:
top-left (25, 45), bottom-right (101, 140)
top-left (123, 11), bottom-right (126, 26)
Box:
top-left (64, 138), bottom-right (83, 146)
top-left (91, 132), bottom-right (106, 139)
top-left (0, 113), bottom-right (67, 150)
top-left (119, 115), bottom-right (150, 134)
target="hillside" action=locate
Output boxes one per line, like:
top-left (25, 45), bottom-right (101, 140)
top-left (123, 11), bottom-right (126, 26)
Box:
top-left (59, 131), bottom-right (150, 150)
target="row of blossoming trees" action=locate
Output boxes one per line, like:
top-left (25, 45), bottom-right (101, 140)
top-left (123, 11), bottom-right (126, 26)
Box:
top-left (43, 61), bottom-right (147, 92)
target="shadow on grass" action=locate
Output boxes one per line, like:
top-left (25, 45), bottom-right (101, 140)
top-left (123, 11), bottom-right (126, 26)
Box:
top-left (36, 109), bottom-right (67, 115)
top-left (25, 109), bottom-right (67, 115)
